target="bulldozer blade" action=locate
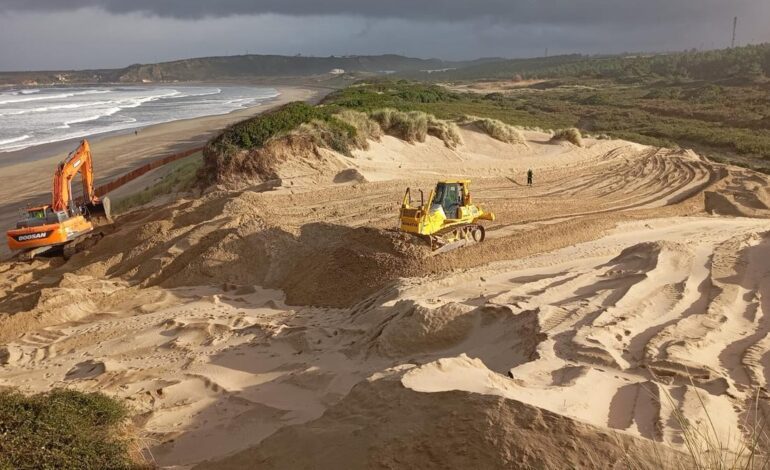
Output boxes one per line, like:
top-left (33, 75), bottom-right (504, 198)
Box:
top-left (431, 239), bottom-right (470, 256)
top-left (85, 196), bottom-right (112, 224)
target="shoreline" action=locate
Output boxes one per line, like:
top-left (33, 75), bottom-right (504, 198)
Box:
top-left (0, 84), bottom-right (320, 168)
top-left (0, 85), bottom-right (329, 258)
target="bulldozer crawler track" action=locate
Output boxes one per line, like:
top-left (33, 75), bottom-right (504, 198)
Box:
top-left (428, 223), bottom-right (486, 254)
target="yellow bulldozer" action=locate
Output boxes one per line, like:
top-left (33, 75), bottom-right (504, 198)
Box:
top-left (399, 179), bottom-right (495, 253)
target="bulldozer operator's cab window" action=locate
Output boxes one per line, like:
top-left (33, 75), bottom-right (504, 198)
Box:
top-left (431, 184), bottom-right (445, 214)
top-left (432, 182), bottom-right (463, 219)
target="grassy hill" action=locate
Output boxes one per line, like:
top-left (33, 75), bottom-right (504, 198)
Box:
top-left (0, 55), bottom-right (504, 86)
top-left (403, 44), bottom-right (770, 82)
top-left (4, 44), bottom-right (767, 86)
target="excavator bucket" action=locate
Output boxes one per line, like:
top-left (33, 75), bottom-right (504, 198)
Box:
top-left (85, 196), bottom-right (111, 224)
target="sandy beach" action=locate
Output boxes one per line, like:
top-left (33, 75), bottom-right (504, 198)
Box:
top-left (0, 86), bottom-right (326, 258)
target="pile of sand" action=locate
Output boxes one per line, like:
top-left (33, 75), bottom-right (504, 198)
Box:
top-left (196, 362), bottom-right (681, 470)
top-left (352, 300), bottom-right (544, 373)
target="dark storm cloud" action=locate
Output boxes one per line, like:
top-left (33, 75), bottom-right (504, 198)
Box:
top-left (1, 1), bottom-right (769, 71)
top-left (0, 0), bottom-right (754, 25)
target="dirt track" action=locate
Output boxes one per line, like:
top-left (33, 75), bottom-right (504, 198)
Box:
top-left (1, 128), bottom-right (769, 468)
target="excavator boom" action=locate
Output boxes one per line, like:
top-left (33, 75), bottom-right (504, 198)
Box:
top-left (51, 139), bottom-right (110, 221)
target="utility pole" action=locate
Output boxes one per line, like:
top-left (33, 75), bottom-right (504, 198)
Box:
top-left (731, 16), bottom-right (738, 48)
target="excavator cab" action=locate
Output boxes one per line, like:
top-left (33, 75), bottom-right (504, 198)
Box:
top-left (17, 206), bottom-right (63, 229)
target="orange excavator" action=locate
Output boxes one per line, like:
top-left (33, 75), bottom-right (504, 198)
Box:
top-left (6, 139), bottom-right (111, 259)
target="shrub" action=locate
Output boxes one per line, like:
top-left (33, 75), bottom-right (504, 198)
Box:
top-left (580, 94), bottom-right (612, 105)
top-left (484, 92), bottom-right (505, 101)
top-left (461, 115), bottom-right (528, 145)
top-left (551, 127), bottom-right (584, 147)
top-left (0, 389), bottom-right (146, 469)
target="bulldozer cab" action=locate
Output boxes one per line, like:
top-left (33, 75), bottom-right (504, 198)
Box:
top-left (431, 181), bottom-right (467, 220)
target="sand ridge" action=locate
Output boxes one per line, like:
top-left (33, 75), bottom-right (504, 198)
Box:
top-left (1, 127), bottom-right (769, 467)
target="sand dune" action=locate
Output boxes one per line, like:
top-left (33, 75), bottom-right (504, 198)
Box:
top-left (1, 127), bottom-right (769, 467)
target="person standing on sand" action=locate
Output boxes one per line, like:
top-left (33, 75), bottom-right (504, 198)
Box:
top-left (527, 169), bottom-right (533, 186)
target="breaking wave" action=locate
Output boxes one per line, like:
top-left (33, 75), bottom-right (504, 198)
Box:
top-left (0, 85), bottom-right (280, 153)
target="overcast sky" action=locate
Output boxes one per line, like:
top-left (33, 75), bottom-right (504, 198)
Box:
top-left (1, 0), bottom-right (769, 71)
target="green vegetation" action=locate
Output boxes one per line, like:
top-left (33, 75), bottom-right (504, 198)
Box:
top-left (324, 81), bottom-right (459, 112)
top-left (201, 97), bottom-right (468, 174)
top-left (113, 152), bottom-right (202, 214)
top-left (408, 43), bottom-right (770, 82)
top-left (552, 128), bottom-right (584, 147)
top-left (322, 79), bottom-right (770, 172)
top-left (0, 388), bottom-right (145, 470)
top-left (207, 101), bottom-right (363, 156)
top-left (0, 54), bottom-right (491, 86)
top-left (210, 102), bottom-right (329, 155)
top-left (201, 44), bottom-right (770, 178)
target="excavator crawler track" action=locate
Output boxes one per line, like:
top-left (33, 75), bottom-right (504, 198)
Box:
top-left (62, 224), bottom-right (114, 260)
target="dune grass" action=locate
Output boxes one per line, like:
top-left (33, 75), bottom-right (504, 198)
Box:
top-left (461, 115), bottom-right (528, 145)
top-left (622, 373), bottom-right (770, 470)
top-left (552, 127), bottom-right (584, 147)
top-left (370, 108), bottom-right (429, 143)
top-left (663, 387), bottom-right (768, 470)
top-left (288, 118), bottom-right (358, 156)
top-left (0, 389), bottom-right (148, 469)
top-left (334, 109), bottom-right (383, 150)
top-left (427, 115), bottom-right (464, 148)
top-left (369, 108), bottom-right (463, 148)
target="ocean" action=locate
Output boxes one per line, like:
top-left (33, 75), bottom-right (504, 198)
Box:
top-left (0, 85), bottom-right (280, 153)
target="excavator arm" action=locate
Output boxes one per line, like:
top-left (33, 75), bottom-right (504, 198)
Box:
top-left (52, 139), bottom-right (98, 212)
